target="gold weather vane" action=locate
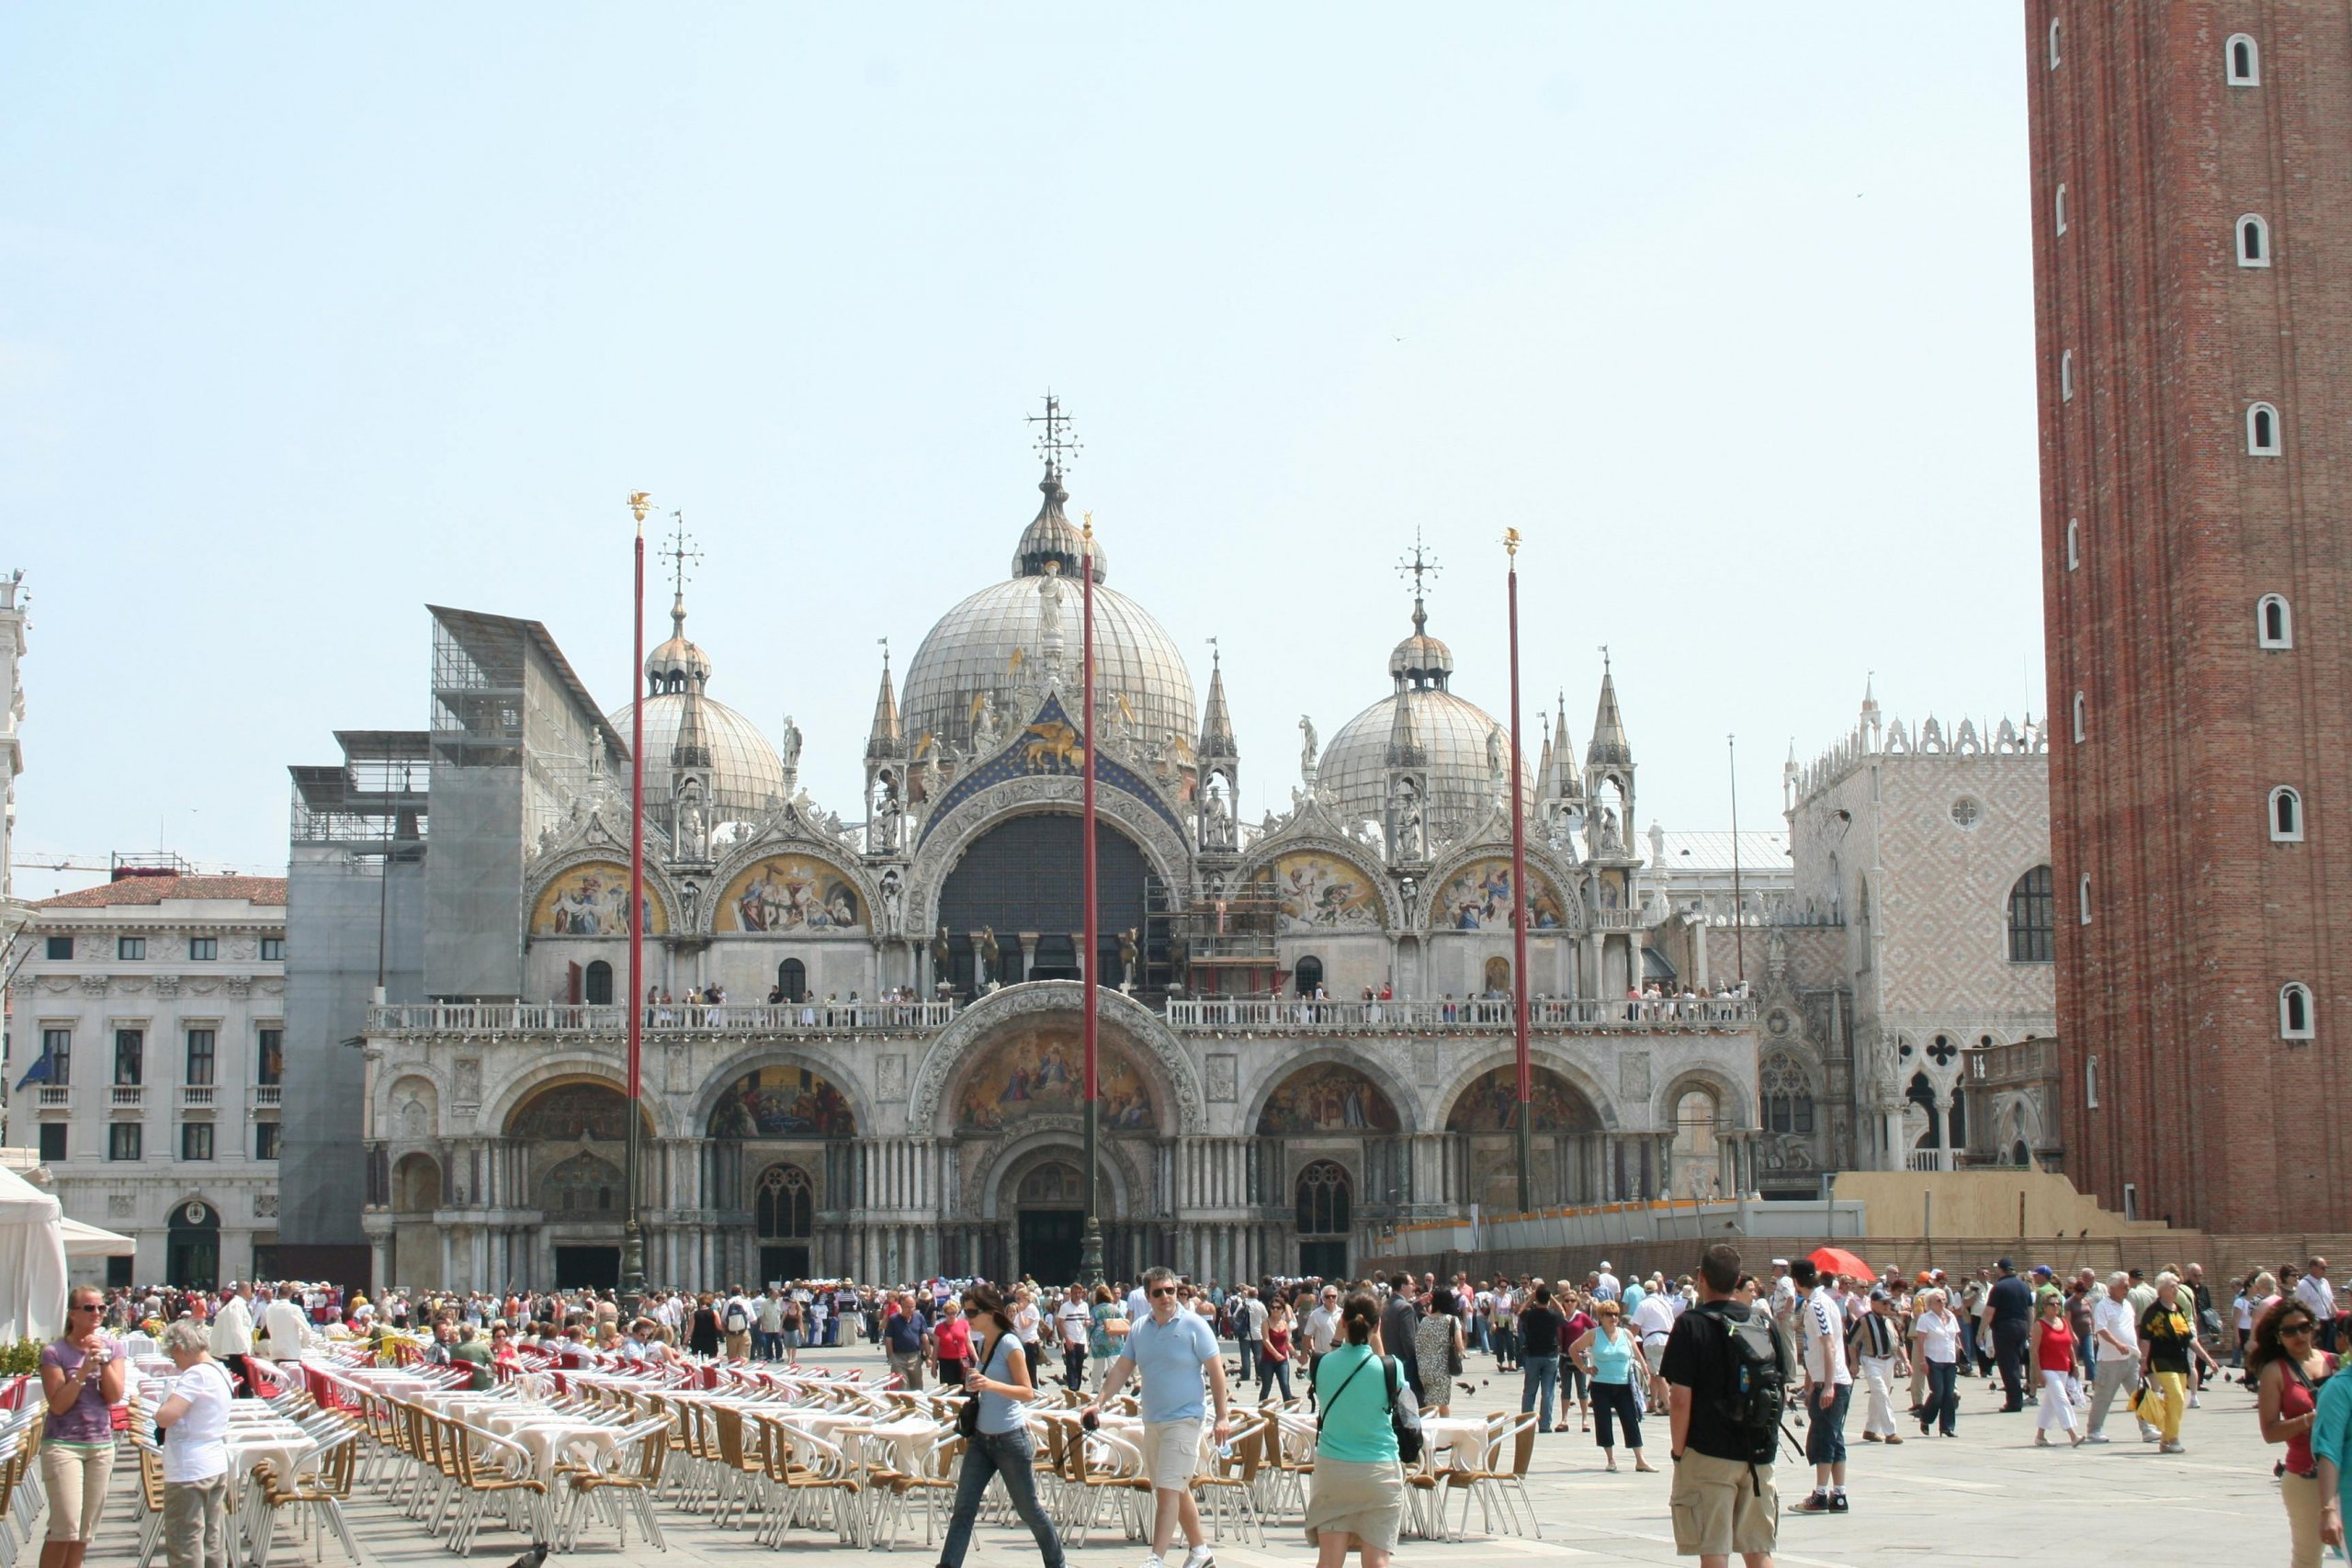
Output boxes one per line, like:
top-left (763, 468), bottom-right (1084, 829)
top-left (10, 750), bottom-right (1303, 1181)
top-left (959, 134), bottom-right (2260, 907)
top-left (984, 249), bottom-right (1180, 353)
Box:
top-left (1028, 392), bottom-right (1082, 475)
top-left (663, 511), bottom-right (703, 600)
top-left (1504, 527), bottom-right (1521, 558)
top-left (628, 491), bottom-right (652, 530)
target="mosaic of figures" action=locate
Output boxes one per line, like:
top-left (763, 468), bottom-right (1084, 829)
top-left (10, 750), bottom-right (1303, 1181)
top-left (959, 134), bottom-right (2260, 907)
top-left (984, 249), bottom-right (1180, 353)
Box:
top-left (1257, 1063), bottom-right (1402, 1134)
top-left (716, 855), bottom-right (863, 933)
top-left (1264, 851), bottom-right (1382, 934)
top-left (709, 1066), bottom-right (857, 1140)
top-left (507, 1081), bottom-right (648, 1142)
top-left (1430, 858), bottom-right (1567, 931)
top-left (1445, 1065), bottom-right (1598, 1134)
top-left (953, 1030), bottom-right (1156, 1134)
top-left (531, 862), bottom-right (669, 937)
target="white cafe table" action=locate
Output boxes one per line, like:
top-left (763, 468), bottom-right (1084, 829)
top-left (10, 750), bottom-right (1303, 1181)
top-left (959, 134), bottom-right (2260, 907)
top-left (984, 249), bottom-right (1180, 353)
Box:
top-left (1417, 1416), bottom-right (1493, 1470)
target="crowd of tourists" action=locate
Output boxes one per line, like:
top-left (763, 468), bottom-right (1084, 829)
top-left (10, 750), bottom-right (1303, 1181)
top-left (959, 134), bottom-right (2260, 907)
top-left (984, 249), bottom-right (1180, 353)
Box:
top-left (23, 1249), bottom-right (2352, 1568)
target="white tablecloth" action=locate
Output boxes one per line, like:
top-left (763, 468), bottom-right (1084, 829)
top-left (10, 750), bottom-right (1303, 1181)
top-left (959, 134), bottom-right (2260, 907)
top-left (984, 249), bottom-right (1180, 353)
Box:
top-left (1419, 1416), bottom-right (1490, 1469)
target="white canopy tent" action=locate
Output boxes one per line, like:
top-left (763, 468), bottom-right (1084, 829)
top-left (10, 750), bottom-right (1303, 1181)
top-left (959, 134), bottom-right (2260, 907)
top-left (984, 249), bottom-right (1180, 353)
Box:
top-left (59, 1213), bottom-right (136, 1258)
top-left (0, 1163), bottom-right (69, 1344)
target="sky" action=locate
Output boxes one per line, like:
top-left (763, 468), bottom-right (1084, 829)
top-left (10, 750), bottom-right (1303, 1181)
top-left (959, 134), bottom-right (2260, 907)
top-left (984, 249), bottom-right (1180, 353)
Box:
top-left (0, 6), bottom-right (2041, 899)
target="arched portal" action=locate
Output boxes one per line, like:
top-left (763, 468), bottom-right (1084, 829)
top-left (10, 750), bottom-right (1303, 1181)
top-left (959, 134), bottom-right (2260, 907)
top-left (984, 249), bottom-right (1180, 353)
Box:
top-left (166, 1199), bottom-right (220, 1291)
top-left (1295, 1159), bottom-right (1352, 1279)
top-left (1257, 1063), bottom-right (1401, 1135)
top-left (505, 1080), bottom-right (654, 1291)
top-left (1668, 1084), bottom-right (1725, 1198)
top-left (1294, 955), bottom-right (1324, 998)
top-left (776, 958), bottom-right (806, 1003)
top-left (936, 814), bottom-right (1154, 994)
top-left (1446, 1065), bottom-right (1605, 1211)
top-left (1011, 1159), bottom-right (1088, 1285)
top-left (583, 959), bottom-right (614, 1006)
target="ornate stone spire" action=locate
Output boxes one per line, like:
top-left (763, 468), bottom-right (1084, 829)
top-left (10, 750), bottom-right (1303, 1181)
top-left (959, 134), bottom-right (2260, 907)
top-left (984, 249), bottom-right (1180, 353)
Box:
top-left (1198, 643), bottom-right (1237, 761)
top-left (1587, 652), bottom-right (1633, 766)
top-left (865, 644), bottom-right (902, 761)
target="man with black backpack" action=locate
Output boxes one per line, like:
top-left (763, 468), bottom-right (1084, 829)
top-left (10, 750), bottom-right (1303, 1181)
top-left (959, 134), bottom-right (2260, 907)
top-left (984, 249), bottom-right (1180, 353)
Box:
top-left (1664, 1243), bottom-right (1786, 1568)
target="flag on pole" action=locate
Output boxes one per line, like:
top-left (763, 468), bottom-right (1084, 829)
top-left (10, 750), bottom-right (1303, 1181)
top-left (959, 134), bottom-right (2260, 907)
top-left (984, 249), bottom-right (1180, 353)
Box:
top-left (14, 1043), bottom-right (55, 1091)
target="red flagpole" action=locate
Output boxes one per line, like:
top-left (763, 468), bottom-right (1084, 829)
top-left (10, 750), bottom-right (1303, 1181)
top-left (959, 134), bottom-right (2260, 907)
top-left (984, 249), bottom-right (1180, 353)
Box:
top-left (623, 494), bottom-right (649, 1295)
top-left (1507, 531), bottom-right (1533, 1213)
top-left (1080, 517), bottom-right (1105, 1286)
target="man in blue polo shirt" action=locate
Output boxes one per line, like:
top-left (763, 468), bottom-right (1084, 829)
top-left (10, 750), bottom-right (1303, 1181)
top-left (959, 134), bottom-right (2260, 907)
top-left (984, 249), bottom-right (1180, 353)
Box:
top-left (1091, 1266), bottom-right (1234, 1568)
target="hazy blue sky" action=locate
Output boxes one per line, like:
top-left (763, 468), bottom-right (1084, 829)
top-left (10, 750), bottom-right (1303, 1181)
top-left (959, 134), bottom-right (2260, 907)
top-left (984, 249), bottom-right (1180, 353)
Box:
top-left (2, 6), bottom-right (2039, 897)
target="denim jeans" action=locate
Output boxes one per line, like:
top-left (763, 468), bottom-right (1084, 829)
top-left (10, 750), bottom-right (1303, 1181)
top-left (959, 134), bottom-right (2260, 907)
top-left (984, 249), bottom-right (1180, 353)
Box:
top-left (1921, 1359), bottom-right (1960, 1435)
top-left (1521, 1354), bottom-right (1561, 1431)
top-left (1236, 1337), bottom-right (1260, 1382)
top-left (941, 1428), bottom-right (1064, 1568)
top-left (1260, 1356), bottom-right (1294, 1403)
top-left (1804, 1380), bottom-right (1851, 1467)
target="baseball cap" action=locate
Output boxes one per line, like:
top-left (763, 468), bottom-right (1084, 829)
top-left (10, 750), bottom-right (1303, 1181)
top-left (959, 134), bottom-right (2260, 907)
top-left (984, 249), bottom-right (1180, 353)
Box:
top-left (1770, 1258), bottom-right (1789, 1268)
top-left (2032, 1265), bottom-right (2053, 1278)
top-left (1996, 1257), bottom-right (2015, 1270)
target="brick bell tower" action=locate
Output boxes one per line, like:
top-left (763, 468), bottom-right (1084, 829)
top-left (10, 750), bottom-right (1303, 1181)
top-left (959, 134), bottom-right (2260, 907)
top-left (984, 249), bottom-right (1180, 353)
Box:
top-left (2028, 5), bottom-right (2352, 1231)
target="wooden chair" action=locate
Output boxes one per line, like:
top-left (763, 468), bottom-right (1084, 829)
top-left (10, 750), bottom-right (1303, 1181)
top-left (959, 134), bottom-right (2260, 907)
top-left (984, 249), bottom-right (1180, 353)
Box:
top-left (555, 1415), bottom-right (671, 1551)
top-left (1191, 1413), bottom-right (1268, 1545)
top-left (247, 1430), bottom-right (363, 1568)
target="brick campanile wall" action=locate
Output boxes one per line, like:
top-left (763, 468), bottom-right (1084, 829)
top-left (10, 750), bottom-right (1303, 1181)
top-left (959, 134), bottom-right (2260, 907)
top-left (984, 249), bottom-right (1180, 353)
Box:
top-left (2028, 3), bottom-right (2352, 1232)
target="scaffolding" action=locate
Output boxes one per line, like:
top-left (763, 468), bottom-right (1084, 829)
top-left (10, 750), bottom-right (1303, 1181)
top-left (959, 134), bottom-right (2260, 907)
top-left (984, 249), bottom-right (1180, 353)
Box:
top-left (288, 730), bottom-right (430, 856)
top-left (1155, 879), bottom-right (1283, 998)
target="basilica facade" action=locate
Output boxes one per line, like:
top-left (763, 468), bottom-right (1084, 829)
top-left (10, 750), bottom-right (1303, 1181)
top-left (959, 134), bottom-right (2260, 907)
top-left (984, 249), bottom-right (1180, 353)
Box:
top-left (322, 457), bottom-right (1761, 1293)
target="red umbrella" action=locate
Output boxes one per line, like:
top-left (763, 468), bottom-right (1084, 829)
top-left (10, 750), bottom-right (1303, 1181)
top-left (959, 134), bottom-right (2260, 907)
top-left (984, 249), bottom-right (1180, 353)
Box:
top-left (1808, 1246), bottom-right (1873, 1281)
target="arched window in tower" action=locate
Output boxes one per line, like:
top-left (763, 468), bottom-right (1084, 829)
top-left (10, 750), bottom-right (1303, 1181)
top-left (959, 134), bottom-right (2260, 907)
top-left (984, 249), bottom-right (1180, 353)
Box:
top-left (2008, 865), bottom-right (2056, 963)
top-left (2238, 214), bottom-right (2271, 266)
top-left (2259, 593), bottom-right (2294, 649)
top-left (2085, 1054), bottom-right (2098, 1109)
top-left (2071, 691), bottom-right (2086, 742)
top-left (2227, 33), bottom-right (2260, 85)
top-left (2281, 982), bottom-right (2315, 1040)
top-left (2061, 350), bottom-right (2075, 401)
top-left (2249, 401), bottom-right (2282, 455)
top-left (2078, 873), bottom-right (2093, 925)
top-left (2049, 17), bottom-right (2062, 68)
top-left (1761, 1055), bottom-right (1815, 1136)
top-left (776, 958), bottom-right (807, 1003)
top-left (2270, 786), bottom-right (2304, 842)
top-left (755, 1163), bottom-right (814, 1240)
top-left (1293, 955), bottom-right (1323, 998)
top-left (2065, 519), bottom-right (2079, 570)
top-left (583, 959), bottom-right (613, 1006)
top-left (2055, 183), bottom-right (2068, 235)
top-left (1295, 1159), bottom-right (1351, 1236)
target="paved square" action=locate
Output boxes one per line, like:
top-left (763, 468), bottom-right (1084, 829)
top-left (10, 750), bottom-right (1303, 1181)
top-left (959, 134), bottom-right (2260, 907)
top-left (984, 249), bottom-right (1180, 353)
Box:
top-left (77, 1346), bottom-right (2289, 1566)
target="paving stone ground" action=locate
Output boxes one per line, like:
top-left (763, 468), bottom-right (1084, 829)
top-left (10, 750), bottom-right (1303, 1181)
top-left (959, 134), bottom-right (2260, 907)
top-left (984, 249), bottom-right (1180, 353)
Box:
top-left (76, 1344), bottom-right (2290, 1566)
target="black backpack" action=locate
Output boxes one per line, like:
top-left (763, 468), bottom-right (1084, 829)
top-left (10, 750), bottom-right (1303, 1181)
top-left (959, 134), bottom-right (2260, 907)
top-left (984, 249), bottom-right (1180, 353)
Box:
top-left (1711, 1305), bottom-right (1790, 1465)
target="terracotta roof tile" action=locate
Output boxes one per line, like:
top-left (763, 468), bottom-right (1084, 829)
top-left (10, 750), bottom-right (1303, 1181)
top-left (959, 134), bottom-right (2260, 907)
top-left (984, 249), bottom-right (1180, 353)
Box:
top-left (34, 875), bottom-right (288, 910)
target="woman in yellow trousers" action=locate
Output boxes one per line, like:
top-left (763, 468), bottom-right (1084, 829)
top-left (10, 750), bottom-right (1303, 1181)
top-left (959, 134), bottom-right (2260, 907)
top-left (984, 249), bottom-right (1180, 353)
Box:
top-left (2137, 1272), bottom-right (2219, 1453)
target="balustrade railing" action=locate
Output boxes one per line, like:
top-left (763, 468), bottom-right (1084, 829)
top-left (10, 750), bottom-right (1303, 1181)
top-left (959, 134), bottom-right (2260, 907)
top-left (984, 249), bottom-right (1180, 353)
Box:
top-left (1905, 1147), bottom-right (1957, 1173)
top-left (251, 1085), bottom-right (283, 1109)
top-left (179, 1084), bottom-right (217, 1110)
top-left (1165, 996), bottom-right (1754, 1032)
top-left (36, 1085), bottom-right (72, 1111)
top-left (109, 1084), bottom-right (145, 1110)
top-left (368, 999), bottom-right (958, 1036)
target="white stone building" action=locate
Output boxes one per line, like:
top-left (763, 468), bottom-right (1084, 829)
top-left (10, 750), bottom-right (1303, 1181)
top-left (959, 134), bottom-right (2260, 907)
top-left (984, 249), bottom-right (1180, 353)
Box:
top-left (2, 873), bottom-right (288, 1285)
top-left (1, 569), bottom-right (25, 909)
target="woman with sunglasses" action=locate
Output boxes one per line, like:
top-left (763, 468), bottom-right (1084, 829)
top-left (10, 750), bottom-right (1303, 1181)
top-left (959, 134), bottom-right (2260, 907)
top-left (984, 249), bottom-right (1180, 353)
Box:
top-left (1568, 1301), bottom-right (1656, 1472)
top-left (39, 1287), bottom-right (128, 1568)
top-left (2253, 1296), bottom-right (2338, 1566)
top-left (938, 1284), bottom-right (1065, 1568)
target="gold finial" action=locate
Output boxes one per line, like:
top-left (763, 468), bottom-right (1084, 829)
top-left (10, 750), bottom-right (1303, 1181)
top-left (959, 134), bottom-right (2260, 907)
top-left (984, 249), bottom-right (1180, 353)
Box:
top-left (1504, 526), bottom-right (1521, 558)
top-left (1082, 509), bottom-right (1094, 544)
top-left (628, 491), bottom-right (652, 529)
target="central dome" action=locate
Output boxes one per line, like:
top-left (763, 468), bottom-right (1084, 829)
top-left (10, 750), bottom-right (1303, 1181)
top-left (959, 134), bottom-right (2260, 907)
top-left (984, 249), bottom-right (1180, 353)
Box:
top-left (1319, 596), bottom-right (1533, 846)
top-left (605, 594), bottom-right (783, 818)
top-left (901, 468), bottom-right (1195, 756)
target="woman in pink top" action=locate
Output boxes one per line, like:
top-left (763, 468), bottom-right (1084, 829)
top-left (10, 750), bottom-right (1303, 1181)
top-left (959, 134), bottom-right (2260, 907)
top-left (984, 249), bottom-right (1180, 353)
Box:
top-left (1559, 1293), bottom-right (1597, 1432)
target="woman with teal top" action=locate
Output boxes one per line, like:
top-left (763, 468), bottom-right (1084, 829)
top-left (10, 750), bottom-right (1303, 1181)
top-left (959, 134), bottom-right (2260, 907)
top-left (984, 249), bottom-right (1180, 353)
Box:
top-left (1568, 1300), bottom-right (1656, 1472)
top-left (1305, 1292), bottom-right (1414, 1568)
top-left (937, 1283), bottom-right (1063, 1568)
top-left (1085, 1284), bottom-right (1120, 1391)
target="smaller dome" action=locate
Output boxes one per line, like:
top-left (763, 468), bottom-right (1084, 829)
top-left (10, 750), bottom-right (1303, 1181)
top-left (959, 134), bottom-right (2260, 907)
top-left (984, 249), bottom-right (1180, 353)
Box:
top-left (1388, 599), bottom-right (1454, 688)
top-left (646, 594), bottom-right (711, 693)
top-left (1012, 468), bottom-right (1107, 584)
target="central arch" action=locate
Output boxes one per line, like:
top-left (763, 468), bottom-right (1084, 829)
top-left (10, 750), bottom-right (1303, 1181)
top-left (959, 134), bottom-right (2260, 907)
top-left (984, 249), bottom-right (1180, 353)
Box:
top-left (1442, 1060), bottom-right (1610, 1213)
top-left (908, 981), bottom-right (1204, 1134)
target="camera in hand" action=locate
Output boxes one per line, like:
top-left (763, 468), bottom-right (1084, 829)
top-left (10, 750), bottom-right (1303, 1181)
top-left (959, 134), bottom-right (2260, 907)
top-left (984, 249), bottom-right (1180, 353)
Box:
top-left (1080, 1410), bottom-right (1100, 1432)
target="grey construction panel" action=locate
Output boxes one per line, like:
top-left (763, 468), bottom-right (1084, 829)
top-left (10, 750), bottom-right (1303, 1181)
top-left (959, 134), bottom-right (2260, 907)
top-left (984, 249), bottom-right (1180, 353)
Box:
top-left (422, 763), bottom-right (523, 998)
top-left (281, 847), bottom-right (425, 1247)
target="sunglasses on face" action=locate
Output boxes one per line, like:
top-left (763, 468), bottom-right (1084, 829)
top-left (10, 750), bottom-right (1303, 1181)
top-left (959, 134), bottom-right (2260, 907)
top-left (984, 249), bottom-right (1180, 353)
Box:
top-left (2285, 1323), bottom-right (2317, 1337)
top-left (1148, 1287), bottom-right (1177, 1299)
top-left (71, 1303), bottom-right (102, 1313)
